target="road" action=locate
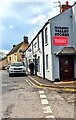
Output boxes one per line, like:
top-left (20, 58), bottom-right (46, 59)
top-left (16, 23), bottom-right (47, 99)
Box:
top-left (0, 70), bottom-right (75, 119)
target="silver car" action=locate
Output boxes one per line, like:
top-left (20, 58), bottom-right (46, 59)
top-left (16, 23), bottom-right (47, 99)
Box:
top-left (9, 62), bottom-right (26, 77)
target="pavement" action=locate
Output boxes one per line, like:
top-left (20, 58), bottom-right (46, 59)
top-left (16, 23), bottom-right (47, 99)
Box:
top-left (28, 75), bottom-right (76, 92)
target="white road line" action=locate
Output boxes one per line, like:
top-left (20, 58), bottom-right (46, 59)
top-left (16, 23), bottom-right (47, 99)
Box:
top-left (41, 99), bottom-right (49, 105)
top-left (40, 94), bottom-right (46, 99)
top-left (45, 115), bottom-right (55, 118)
top-left (2, 84), bottom-right (7, 86)
top-left (28, 79), bottom-right (35, 86)
top-left (39, 90), bottom-right (45, 94)
top-left (25, 79), bottom-right (32, 86)
top-left (43, 106), bottom-right (52, 113)
top-left (26, 78), bottom-right (36, 86)
top-left (26, 79), bottom-right (28, 83)
top-left (39, 90), bottom-right (55, 119)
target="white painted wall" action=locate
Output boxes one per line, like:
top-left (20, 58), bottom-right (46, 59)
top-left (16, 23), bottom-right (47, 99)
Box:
top-left (50, 8), bottom-right (73, 80)
top-left (73, 3), bottom-right (76, 48)
top-left (74, 57), bottom-right (76, 78)
top-left (43, 23), bottom-right (53, 81)
top-left (36, 33), bottom-right (43, 77)
top-left (72, 3), bottom-right (76, 79)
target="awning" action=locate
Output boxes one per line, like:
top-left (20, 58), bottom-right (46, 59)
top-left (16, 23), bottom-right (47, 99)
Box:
top-left (55, 47), bottom-right (76, 56)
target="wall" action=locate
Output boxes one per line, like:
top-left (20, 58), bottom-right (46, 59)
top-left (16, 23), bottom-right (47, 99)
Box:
top-left (74, 56), bottom-right (76, 78)
top-left (17, 43), bottom-right (29, 62)
top-left (73, 3), bottom-right (76, 48)
top-left (73, 3), bottom-right (76, 78)
top-left (50, 8), bottom-right (73, 80)
top-left (25, 44), bottom-right (33, 73)
top-left (43, 23), bottom-right (53, 81)
top-left (7, 53), bottom-right (17, 64)
top-left (0, 58), bottom-right (8, 69)
top-left (25, 32), bottom-right (44, 77)
top-left (36, 32), bottom-right (43, 78)
top-left (7, 43), bottom-right (29, 64)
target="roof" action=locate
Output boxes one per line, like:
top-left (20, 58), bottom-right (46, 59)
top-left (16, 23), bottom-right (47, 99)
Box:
top-left (55, 47), bottom-right (76, 56)
top-left (7, 42), bottom-right (23, 56)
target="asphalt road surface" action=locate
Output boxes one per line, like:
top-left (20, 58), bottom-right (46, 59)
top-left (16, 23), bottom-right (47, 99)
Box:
top-left (0, 70), bottom-right (75, 119)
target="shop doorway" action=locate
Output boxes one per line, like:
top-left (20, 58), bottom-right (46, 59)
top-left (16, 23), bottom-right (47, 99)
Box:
top-left (59, 56), bottom-right (74, 81)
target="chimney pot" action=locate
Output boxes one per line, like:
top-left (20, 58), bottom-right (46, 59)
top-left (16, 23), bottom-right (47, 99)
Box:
top-left (13, 45), bottom-right (16, 47)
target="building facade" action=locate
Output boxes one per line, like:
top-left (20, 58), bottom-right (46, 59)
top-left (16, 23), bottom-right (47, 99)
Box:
top-left (7, 36), bottom-right (29, 65)
top-left (24, 3), bottom-right (76, 81)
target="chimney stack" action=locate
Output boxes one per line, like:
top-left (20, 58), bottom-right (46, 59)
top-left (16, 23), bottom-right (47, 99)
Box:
top-left (60, 1), bottom-right (71, 13)
top-left (23, 36), bottom-right (28, 44)
top-left (66, 1), bottom-right (69, 6)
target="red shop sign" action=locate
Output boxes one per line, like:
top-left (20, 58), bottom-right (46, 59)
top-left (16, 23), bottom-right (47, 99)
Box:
top-left (53, 36), bottom-right (68, 46)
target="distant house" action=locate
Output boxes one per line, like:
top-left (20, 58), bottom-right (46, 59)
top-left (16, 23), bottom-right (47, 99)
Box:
top-left (7, 36), bottom-right (29, 65)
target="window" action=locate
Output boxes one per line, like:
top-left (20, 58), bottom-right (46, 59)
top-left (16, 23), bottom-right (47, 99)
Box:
top-left (46, 54), bottom-right (48, 70)
top-left (32, 43), bottom-right (34, 53)
top-left (34, 42), bottom-right (37, 48)
top-left (37, 36), bottom-right (39, 49)
top-left (38, 56), bottom-right (40, 72)
top-left (45, 27), bottom-right (48, 44)
top-left (9, 57), bottom-right (11, 61)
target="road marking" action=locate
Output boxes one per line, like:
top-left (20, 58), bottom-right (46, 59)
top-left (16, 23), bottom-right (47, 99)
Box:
top-left (26, 79), bottom-right (32, 86)
top-left (43, 106), bottom-right (52, 113)
top-left (28, 79), bottom-right (35, 86)
top-left (45, 115), bottom-right (55, 118)
top-left (40, 94), bottom-right (46, 99)
top-left (2, 84), bottom-right (7, 86)
top-left (39, 90), bottom-right (45, 94)
top-left (28, 76), bottom-right (76, 92)
top-left (41, 99), bottom-right (49, 105)
top-left (26, 78), bottom-right (37, 86)
top-left (39, 90), bottom-right (55, 119)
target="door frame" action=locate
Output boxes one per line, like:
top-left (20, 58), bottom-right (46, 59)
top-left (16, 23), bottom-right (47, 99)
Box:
top-left (59, 55), bottom-right (74, 81)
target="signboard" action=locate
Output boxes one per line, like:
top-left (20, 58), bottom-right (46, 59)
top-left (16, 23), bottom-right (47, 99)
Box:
top-left (54, 26), bottom-right (69, 36)
top-left (53, 36), bottom-right (68, 46)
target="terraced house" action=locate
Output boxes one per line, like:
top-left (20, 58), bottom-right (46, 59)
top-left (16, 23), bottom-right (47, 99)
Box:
top-left (24, 2), bottom-right (76, 81)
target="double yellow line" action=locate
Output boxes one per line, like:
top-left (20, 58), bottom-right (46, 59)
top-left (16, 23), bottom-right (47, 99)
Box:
top-left (28, 76), bottom-right (76, 92)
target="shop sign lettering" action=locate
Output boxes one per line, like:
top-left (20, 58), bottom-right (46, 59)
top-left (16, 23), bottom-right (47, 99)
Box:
top-left (54, 26), bottom-right (69, 36)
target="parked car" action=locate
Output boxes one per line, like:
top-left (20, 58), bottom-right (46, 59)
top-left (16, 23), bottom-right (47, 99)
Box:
top-left (9, 62), bottom-right (26, 77)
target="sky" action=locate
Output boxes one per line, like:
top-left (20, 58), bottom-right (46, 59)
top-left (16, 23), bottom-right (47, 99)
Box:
top-left (0, 0), bottom-right (76, 53)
